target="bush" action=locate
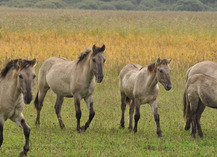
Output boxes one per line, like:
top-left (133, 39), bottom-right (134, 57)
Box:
top-left (174, 0), bottom-right (208, 11)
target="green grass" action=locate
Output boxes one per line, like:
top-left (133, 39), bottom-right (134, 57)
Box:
top-left (0, 8), bottom-right (217, 156)
top-left (1, 70), bottom-right (217, 156)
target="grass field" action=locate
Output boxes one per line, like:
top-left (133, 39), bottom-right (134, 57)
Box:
top-left (0, 8), bottom-right (217, 156)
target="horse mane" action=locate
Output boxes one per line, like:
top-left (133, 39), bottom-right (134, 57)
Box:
top-left (148, 63), bottom-right (156, 72)
top-left (160, 59), bottom-right (170, 65)
top-left (77, 49), bottom-right (92, 64)
top-left (0, 59), bottom-right (32, 78)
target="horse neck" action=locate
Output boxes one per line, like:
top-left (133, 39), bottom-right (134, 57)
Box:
top-left (4, 70), bottom-right (21, 100)
top-left (145, 69), bottom-right (158, 89)
top-left (77, 55), bottom-right (94, 83)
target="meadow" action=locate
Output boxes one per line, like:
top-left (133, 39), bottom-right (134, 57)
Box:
top-left (0, 8), bottom-right (217, 156)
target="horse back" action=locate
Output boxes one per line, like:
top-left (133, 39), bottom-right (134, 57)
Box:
top-left (187, 61), bottom-right (217, 79)
top-left (38, 57), bottom-right (77, 96)
top-left (119, 64), bottom-right (143, 97)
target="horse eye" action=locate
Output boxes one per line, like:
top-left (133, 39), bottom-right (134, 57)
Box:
top-left (92, 58), bottom-right (96, 63)
top-left (33, 75), bottom-right (36, 79)
top-left (104, 59), bottom-right (106, 63)
top-left (19, 74), bottom-right (23, 79)
top-left (159, 70), bottom-right (163, 73)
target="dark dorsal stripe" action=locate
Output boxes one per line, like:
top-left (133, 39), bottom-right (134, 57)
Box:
top-left (77, 49), bottom-right (92, 64)
top-left (148, 62), bottom-right (156, 72)
top-left (0, 59), bottom-right (32, 78)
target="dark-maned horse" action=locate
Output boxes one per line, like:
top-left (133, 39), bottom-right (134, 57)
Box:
top-left (34, 45), bottom-right (106, 132)
top-left (183, 61), bottom-right (217, 130)
top-left (0, 59), bottom-right (36, 156)
top-left (184, 74), bottom-right (217, 138)
top-left (119, 58), bottom-right (172, 137)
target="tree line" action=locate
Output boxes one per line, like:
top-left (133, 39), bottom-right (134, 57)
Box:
top-left (0, 0), bottom-right (217, 11)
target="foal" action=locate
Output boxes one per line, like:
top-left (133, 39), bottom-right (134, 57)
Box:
top-left (34, 45), bottom-right (106, 132)
top-left (0, 59), bottom-right (36, 156)
top-left (119, 58), bottom-right (172, 137)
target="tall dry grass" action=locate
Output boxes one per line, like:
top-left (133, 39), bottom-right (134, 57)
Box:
top-left (0, 8), bottom-right (216, 73)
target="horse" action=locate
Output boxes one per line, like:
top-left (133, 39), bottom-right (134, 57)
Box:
top-left (0, 59), bottom-right (36, 156)
top-left (34, 45), bottom-right (106, 132)
top-left (184, 74), bottom-right (217, 138)
top-left (119, 58), bottom-right (172, 137)
top-left (183, 61), bottom-right (217, 131)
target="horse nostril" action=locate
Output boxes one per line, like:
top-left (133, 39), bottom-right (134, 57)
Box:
top-left (97, 76), bottom-right (104, 82)
top-left (166, 85), bottom-right (172, 90)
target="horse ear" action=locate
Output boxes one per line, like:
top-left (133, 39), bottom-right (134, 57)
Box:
top-left (168, 58), bottom-right (172, 64)
top-left (100, 44), bottom-right (105, 52)
top-left (92, 45), bottom-right (96, 51)
top-left (157, 58), bottom-right (161, 65)
top-left (31, 58), bottom-right (37, 67)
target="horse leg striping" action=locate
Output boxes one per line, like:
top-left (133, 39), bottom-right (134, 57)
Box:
top-left (151, 101), bottom-right (162, 137)
top-left (128, 99), bottom-right (135, 131)
top-left (196, 104), bottom-right (205, 138)
top-left (19, 119), bottom-right (30, 157)
top-left (120, 94), bottom-right (126, 128)
top-left (54, 96), bottom-right (65, 129)
top-left (191, 112), bottom-right (197, 138)
top-left (133, 102), bottom-right (140, 133)
top-left (75, 98), bottom-right (81, 132)
top-left (0, 124), bottom-right (3, 147)
top-left (82, 102), bottom-right (95, 131)
top-left (35, 88), bottom-right (49, 125)
top-left (154, 114), bottom-right (162, 137)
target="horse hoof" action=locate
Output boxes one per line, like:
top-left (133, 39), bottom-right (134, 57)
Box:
top-left (60, 124), bottom-right (65, 129)
top-left (19, 151), bottom-right (27, 157)
top-left (80, 126), bottom-right (86, 132)
top-left (184, 125), bottom-right (190, 131)
top-left (35, 121), bottom-right (40, 126)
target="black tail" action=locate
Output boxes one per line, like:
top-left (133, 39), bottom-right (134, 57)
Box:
top-left (183, 90), bottom-right (190, 118)
top-left (34, 91), bottom-right (39, 110)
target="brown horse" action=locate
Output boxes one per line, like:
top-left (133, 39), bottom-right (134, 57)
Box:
top-left (0, 59), bottom-right (36, 156)
top-left (119, 58), bottom-right (172, 137)
top-left (34, 45), bottom-right (106, 132)
top-left (183, 61), bottom-right (217, 130)
top-left (184, 74), bottom-right (217, 138)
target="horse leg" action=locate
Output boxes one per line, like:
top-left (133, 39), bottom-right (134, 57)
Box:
top-left (128, 99), bottom-right (135, 131)
top-left (74, 96), bottom-right (82, 132)
top-left (184, 90), bottom-right (192, 130)
top-left (54, 96), bottom-right (65, 129)
top-left (120, 93), bottom-right (126, 128)
top-left (133, 99), bottom-right (140, 133)
top-left (35, 87), bottom-right (49, 125)
top-left (151, 100), bottom-right (162, 137)
top-left (12, 114), bottom-right (30, 157)
top-left (196, 103), bottom-right (205, 138)
top-left (188, 93), bottom-right (199, 138)
top-left (81, 96), bottom-right (95, 132)
top-left (0, 122), bottom-right (4, 147)
top-left (191, 111), bottom-right (197, 138)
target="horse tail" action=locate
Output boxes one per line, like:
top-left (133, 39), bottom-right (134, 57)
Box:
top-left (34, 91), bottom-right (39, 110)
top-left (183, 89), bottom-right (190, 119)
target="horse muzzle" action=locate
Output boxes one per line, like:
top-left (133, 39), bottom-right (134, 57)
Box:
top-left (165, 84), bottom-right (172, 91)
top-left (96, 75), bottom-right (104, 83)
top-left (24, 94), bottom-right (33, 104)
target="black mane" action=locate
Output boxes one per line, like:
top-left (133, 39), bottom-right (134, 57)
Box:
top-left (148, 62), bottom-right (156, 72)
top-left (0, 59), bottom-right (32, 78)
top-left (77, 49), bottom-right (92, 64)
